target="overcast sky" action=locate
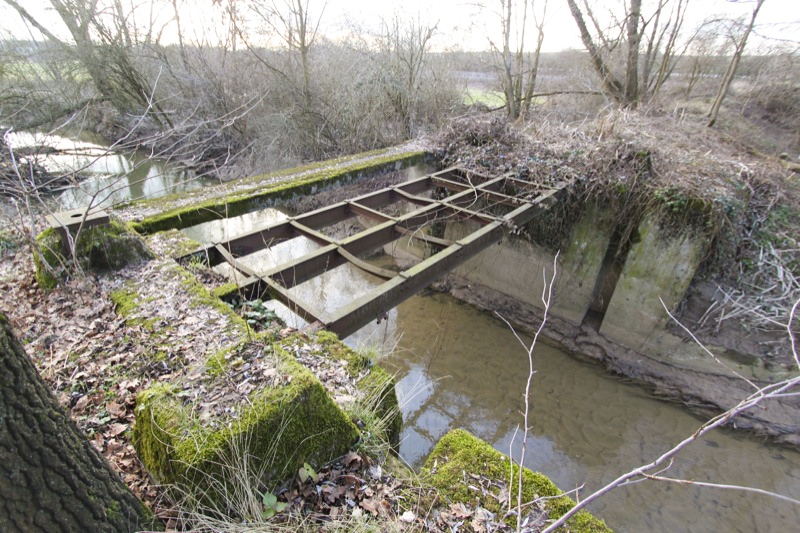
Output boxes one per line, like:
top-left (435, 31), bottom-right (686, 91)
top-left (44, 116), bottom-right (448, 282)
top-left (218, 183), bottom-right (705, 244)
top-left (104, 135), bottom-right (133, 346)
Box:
top-left (323, 0), bottom-right (800, 52)
top-left (3, 0), bottom-right (799, 53)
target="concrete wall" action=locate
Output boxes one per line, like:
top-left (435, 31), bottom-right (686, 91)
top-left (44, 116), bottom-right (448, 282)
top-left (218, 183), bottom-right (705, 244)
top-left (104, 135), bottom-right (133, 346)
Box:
top-left (383, 200), bottom-right (712, 360)
top-left (599, 214), bottom-right (709, 349)
top-left (439, 203), bottom-right (614, 326)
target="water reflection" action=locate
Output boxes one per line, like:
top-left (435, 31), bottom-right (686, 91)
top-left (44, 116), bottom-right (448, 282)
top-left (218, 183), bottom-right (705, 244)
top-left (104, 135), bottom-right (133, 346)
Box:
top-left (383, 292), bottom-right (800, 533)
top-left (4, 130), bottom-right (213, 209)
top-left (182, 207), bottom-right (398, 348)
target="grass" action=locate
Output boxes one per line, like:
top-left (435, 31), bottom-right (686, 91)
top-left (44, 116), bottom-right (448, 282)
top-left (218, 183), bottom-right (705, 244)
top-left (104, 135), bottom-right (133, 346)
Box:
top-left (464, 88), bottom-right (506, 107)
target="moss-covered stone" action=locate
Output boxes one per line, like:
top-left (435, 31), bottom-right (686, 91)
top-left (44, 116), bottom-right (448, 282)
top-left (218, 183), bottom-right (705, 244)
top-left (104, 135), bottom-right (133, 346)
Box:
top-left (133, 341), bottom-right (359, 508)
top-left (134, 150), bottom-right (429, 234)
top-left (423, 429), bottom-right (611, 532)
top-left (144, 229), bottom-right (203, 258)
top-left (211, 283), bottom-right (240, 301)
top-left (305, 330), bottom-right (402, 447)
top-left (33, 220), bottom-right (152, 290)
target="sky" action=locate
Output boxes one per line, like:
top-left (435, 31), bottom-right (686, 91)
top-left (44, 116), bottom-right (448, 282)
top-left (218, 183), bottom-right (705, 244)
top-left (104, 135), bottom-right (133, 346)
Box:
top-left (324, 0), bottom-right (800, 52)
top-left (3, 0), bottom-right (799, 53)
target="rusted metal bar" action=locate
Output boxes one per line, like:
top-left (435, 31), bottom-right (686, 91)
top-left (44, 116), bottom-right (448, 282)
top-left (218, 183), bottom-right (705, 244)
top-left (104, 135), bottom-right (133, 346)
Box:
top-left (347, 201), bottom-right (398, 222)
top-left (395, 227), bottom-right (453, 249)
top-left (350, 200), bottom-right (452, 249)
top-left (213, 245), bottom-right (323, 324)
top-left (214, 244), bottom-right (258, 278)
top-left (195, 165), bottom-right (570, 340)
top-left (180, 175), bottom-right (438, 266)
top-left (324, 221), bottom-right (505, 338)
top-left (289, 220), bottom-right (339, 246)
top-left (392, 189), bottom-right (495, 225)
top-left (245, 202), bottom-right (451, 291)
top-left (432, 176), bottom-right (525, 207)
top-left (336, 247), bottom-right (396, 280)
top-left (260, 277), bottom-right (324, 325)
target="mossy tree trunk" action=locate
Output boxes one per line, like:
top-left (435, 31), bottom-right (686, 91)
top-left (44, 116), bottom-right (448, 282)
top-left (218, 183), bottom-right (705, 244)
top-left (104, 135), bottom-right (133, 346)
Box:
top-left (0, 315), bottom-right (158, 533)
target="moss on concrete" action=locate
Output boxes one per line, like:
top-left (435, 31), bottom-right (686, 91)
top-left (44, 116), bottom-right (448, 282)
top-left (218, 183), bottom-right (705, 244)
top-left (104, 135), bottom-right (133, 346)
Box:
top-left (287, 330), bottom-right (402, 447)
top-left (33, 220), bottom-right (152, 290)
top-left (144, 229), bottom-right (203, 258)
top-left (599, 212), bottom-right (709, 346)
top-left (133, 339), bottom-right (359, 507)
top-left (423, 429), bottom-right (611, 532)
top-left (134, 150), bottom-right (429, 234)
top-left (211, 283), bottom-right (240, 301)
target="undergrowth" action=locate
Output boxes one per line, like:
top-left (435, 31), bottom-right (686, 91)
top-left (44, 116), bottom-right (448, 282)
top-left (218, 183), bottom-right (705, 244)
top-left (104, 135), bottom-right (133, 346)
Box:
top-left (432, 112), bottom-right (799, 332)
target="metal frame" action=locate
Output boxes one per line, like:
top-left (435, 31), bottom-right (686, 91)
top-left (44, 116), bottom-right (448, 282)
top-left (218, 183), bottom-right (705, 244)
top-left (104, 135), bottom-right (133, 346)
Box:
top-left (180, 167), bottom-right (567, 338)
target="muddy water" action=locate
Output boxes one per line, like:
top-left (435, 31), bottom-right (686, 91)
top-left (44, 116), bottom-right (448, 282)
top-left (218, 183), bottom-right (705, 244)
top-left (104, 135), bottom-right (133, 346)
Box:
top-left (183, 207), bottom-right (800, 533)
top-left (4, 130), bottom-right (213, 209)
top-left (383, 293), bottom-right (800, 532)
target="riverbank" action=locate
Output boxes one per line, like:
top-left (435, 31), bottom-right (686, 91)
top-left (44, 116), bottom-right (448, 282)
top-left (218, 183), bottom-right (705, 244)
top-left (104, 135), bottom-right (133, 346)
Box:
top-left (0, 226), bottom-right (609, 532)
top-left (2, 106), bottom-right (798, 530)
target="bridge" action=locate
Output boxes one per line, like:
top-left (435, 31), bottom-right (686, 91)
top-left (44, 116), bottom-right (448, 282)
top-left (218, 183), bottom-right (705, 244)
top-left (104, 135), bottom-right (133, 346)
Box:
top-left (180, 167), bottom-right (568, 338)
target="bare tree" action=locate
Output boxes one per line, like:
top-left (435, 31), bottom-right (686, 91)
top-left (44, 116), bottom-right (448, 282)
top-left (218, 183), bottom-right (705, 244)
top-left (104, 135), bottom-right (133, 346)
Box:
top-left (247, 0), bottom-right (326, 109)
top-left (486, 0), bottom-right (549, 119)
top-left (707, 0), bottom-right (766, 127)
top-left (377, 12), bottom-right (440, 138)
top-left (3, 0), bottom-right (172, 127)
top-left (567, 0), bottom-right (692, 107)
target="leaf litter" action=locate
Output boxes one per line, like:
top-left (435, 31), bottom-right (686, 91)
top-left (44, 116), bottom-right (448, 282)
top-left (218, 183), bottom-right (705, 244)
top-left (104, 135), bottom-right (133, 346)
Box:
top-left (0, 240), bottom-right (550, 531)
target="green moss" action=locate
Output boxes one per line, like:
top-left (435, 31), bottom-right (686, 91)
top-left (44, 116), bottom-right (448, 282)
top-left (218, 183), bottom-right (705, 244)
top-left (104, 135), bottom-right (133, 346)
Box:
top-left (358, 365), bottom-right (402, 448)
top-left (423, 429), bottom-right (611, 532)
top-left (133, 342), bottom-right (359, 509)
top-left (280, 330), bottom-right (402, 448)
top-left (110, 287), bottom-right (139, 317)
top-left (175, 264), bottom-right (250, 333)
top-left (145, 229), bottom-right (203, 258)
top-left (135, 150), bottom-right (429, 233)
top-left (33, 228), bottom-right (61, 290)
top-left (105, 500), bottom-right (121, 522)
top-left (33, 220), bottom-right (153, 290)
top-left (211, 283), bottom-right (240, 301)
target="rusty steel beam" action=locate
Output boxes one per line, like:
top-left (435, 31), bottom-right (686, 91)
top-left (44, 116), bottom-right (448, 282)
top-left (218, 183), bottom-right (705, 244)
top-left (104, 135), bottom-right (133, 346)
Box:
top-left (241, 201), bottom-right (448, 291)
top-left (324, 221), bottom-right (505, 338)
top-left (347, 201), bottom-right (398, 222)
top-left (192, 165), bottom-right (569, 340)
top-left (431, 176), bottom-right (525, 208)
top-left (179, 174), bottom-right (441, 267)
top-left (395, 227), bottom-right (453, 249)
top-left (212, 245), bottom-right (323, 324)
top-left (289, 220), bottom-right (339, 247)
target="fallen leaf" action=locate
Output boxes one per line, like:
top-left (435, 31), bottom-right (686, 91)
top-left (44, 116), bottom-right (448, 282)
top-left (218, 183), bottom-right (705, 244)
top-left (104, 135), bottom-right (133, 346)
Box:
top-left (73, 395), bottom-right (89, 412)
top-left (106, 401), bottom-right (127, 419)
top-left (108, 423), bottom-right (128, 436)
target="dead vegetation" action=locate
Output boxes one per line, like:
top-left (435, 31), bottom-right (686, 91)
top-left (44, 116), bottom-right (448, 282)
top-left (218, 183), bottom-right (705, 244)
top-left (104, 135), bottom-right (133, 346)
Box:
top-left (430, 102), bottom-right (800, 347)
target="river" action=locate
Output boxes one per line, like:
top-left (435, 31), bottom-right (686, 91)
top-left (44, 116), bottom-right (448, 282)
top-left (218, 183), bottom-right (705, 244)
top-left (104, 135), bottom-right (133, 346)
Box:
top-left (3, 130), bottom-right (214, 209)
top-left (183, 203), bottom-right (800, 533)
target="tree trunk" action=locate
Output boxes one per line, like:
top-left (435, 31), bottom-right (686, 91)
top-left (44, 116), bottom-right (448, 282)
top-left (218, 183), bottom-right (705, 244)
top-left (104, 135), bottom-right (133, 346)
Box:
top-left (566, 0), bottom-right (625, 103)
top-left (707, 0), bottom-right (765, 128)
top-left (0, 314), bottom-right (158, 533)
top-left (625, 0), bottom-right (642, 106)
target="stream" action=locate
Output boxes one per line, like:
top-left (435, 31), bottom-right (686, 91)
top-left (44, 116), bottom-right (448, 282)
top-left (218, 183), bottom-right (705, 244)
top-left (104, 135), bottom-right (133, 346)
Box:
top-left (4, 130), bottom-right (214, 209)
top-left (184, 202), bottom-right (800, 533)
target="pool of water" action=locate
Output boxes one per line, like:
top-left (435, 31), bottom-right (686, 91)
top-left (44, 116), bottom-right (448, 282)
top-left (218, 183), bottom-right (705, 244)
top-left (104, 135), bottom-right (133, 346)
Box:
top-left (383, 292), bottom-right (800, 532)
